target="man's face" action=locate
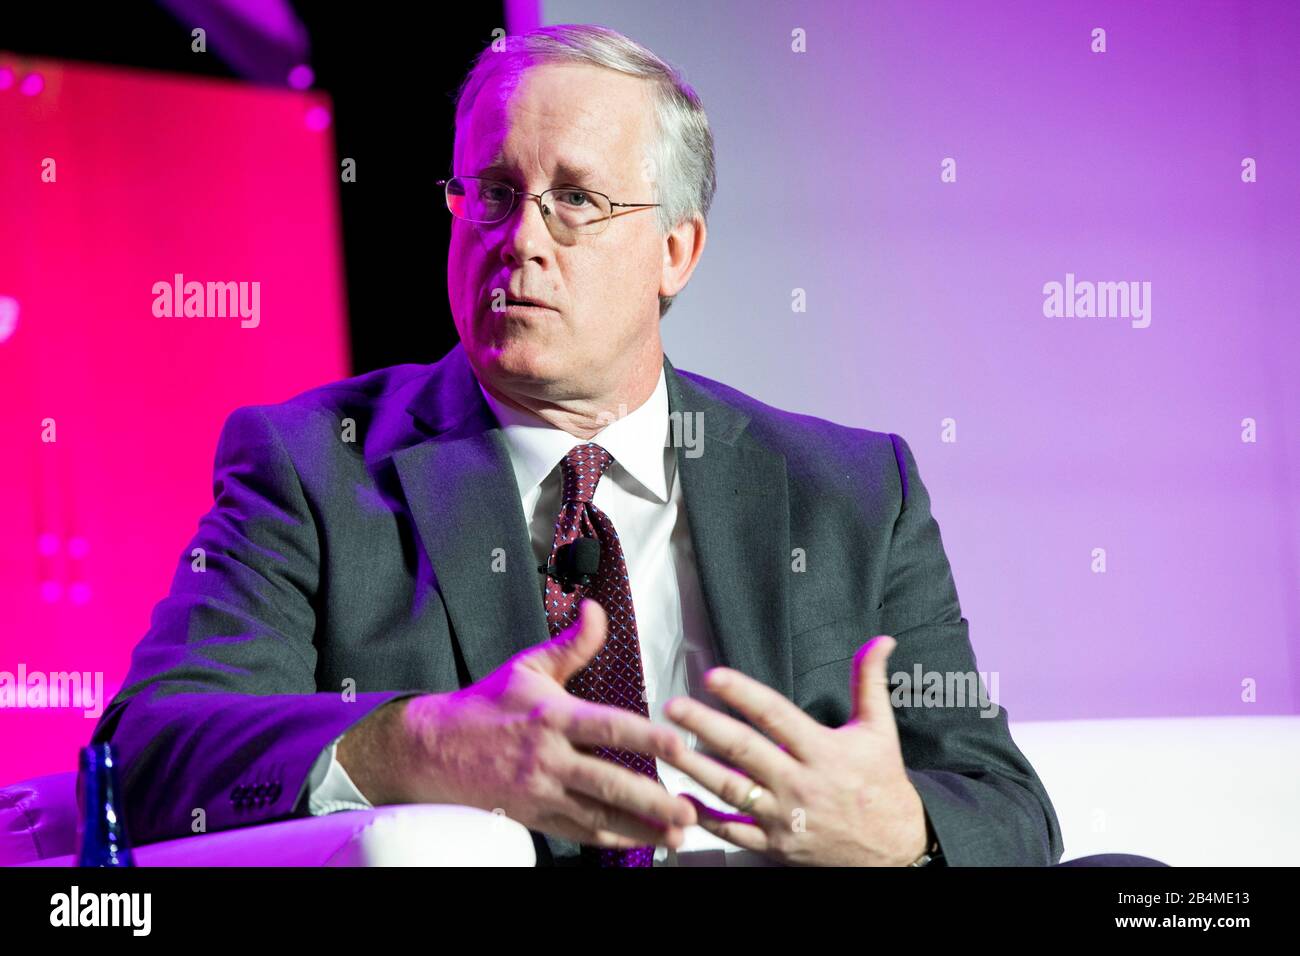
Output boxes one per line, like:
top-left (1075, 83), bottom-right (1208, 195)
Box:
top-left (448, 62), bottom-right (665, 405)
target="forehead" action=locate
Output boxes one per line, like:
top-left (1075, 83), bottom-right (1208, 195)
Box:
top-left (458, 61), bottom-right (652, 183)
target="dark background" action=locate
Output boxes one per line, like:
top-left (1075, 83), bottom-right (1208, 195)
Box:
top-left (2, 1), bottom-right (501, 374)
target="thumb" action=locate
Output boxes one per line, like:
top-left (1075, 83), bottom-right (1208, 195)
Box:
top-left (850, 634), bottom-right (897, 726)
top-left (530, 598), bottom-right (608, 683)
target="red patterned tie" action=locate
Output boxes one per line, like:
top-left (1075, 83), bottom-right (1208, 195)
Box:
top-left (543, 442), bottom-right (660, 867)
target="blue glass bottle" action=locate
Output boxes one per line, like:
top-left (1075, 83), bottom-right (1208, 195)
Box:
top-left (77, 742), bottom-right (135, 867)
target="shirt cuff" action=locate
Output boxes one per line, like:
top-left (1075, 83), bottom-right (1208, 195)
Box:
top-left (306, 734), bottom-right (374, 815)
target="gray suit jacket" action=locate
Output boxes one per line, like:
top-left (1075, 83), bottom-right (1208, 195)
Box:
top-left (90, 342), bottom-right (1064, 865)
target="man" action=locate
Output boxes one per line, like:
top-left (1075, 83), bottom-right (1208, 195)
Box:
top-left (90, 23), bottom-right (1063, 867)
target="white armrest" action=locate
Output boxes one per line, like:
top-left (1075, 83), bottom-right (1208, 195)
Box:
top-left (23, 804), bottom-right (536, 867)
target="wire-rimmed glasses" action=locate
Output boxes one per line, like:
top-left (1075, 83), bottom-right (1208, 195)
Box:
top-left (436, 175), bottom-right (660, 243)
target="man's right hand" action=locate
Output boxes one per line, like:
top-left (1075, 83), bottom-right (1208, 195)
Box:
top-left (338, 598), bottom-right (697, 852)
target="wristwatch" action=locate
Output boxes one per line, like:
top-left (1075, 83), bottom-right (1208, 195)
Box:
top-left (908, 818), bottom-right (943, 867)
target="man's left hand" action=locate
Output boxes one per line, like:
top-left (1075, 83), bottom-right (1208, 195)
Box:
top-left (662, 634), bottom-right (929, 866)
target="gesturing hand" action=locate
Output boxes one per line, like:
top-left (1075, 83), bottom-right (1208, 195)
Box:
top-left (398, 598), bottom-right (697, 852)
top-left (662, 634), bottom-right (929, 866)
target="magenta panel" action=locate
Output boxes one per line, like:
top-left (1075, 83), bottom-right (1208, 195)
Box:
top-left (0, 55), bottom-right (349, 782)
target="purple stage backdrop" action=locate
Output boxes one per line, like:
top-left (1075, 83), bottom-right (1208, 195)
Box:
top-left (529, 0), bottom-right (1300, 719)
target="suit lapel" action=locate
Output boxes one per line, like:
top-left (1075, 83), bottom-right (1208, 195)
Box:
top-left (392, 344), bottom-right (793, 705)
top-left (664, 356), bottom-right (793, 704)
top-left (392, 346), bottom-right (551, 686)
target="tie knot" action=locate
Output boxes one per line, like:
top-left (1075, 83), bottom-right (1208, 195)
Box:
top-left (560, 442), bottom-right (613, 504)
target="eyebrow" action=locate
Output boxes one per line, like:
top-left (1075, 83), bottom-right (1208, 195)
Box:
top-left (475, 156), bottom-right (603, 186)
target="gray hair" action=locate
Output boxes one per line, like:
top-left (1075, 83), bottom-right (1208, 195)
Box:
top-left (452, 23), bottom-right (716, 318)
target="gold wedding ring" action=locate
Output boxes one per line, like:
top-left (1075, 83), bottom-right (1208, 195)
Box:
top-left (735, 783), bottom-right (765, 815)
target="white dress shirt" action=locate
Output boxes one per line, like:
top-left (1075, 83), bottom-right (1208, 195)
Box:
top-left (305, 364), bottom-right (768, 865)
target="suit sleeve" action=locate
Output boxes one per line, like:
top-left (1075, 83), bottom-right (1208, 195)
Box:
top-left (883, 433), bottom-right (1064, 866)
top-left (86, 404), bottom-right (422, 846)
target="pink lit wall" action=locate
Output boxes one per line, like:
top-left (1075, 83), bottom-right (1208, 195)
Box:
top-left (0, 56), bottom-right (349, 783)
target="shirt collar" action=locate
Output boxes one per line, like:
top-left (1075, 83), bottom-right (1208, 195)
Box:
top-left (476, 365), bottom-right (671, 504)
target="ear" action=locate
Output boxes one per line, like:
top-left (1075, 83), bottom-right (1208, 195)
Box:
top-left (660, 214), bottom-right (707, 300)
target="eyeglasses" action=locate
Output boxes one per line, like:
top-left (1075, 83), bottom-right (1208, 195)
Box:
top-left (435, 175), bottom-right (660, 243)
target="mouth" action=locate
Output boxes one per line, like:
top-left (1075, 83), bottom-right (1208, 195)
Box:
top-left (500, 298), bottom-right (556, 314)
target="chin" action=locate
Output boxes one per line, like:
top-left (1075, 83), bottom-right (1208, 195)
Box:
top-left (475, 337), bottom-right (561, 387)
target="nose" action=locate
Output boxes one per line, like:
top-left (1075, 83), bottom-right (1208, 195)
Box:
top-left (500, 192), bottom-right (554, 268)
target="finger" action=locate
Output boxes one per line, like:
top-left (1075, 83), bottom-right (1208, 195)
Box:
top-left (683, 796), bottom-right (771, 854)
top-left (851, 634), bottom-right (897, 726)
top-left (559, 748), bottom-right (698, 829)
top-left (662, 695), bottom-right (797, 784)
top-left (660, 745), bottom-right (782, 826)
top-left (531, 809), bottom-right (649, 850)
top-left (558, 788), bottom-right (688, 849)
top-left (699, 667), bottom-right (826, 761)
top-left (529, 598), bottom-right (608, 682)
top-left (560, 699), bottom-right (686, 764)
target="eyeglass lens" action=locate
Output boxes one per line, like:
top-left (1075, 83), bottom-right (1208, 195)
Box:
top-left (445, 177), bottom-right (613, 235)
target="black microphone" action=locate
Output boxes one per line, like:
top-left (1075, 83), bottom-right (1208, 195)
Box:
top-left (539, 537), bottom-right (601, 592)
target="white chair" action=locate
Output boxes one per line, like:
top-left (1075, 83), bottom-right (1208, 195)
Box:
top-left (5, 716), bottom-right (1294, 866)
top-left (1009, 715), bottom-right (1300, 866)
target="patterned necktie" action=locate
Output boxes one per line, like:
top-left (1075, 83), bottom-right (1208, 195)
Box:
top-left (542, 442), bottom-right (660, 867)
